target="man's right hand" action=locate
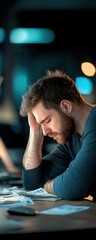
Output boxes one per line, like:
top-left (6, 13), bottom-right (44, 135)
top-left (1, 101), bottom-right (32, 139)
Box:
top-left (28, 111), bottom-right (40, 131)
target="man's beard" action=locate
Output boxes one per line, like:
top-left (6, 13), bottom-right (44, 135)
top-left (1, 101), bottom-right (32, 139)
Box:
top-left (56, 112), bottom-right (75, 144)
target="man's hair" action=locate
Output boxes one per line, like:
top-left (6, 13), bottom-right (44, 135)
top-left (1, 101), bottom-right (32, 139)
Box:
top-left (20, 69), bottom-right (84, 116)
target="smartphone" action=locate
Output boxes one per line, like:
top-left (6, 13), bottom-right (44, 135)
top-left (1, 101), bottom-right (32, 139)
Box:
top-left (7, 206), bottom-right (37, 216)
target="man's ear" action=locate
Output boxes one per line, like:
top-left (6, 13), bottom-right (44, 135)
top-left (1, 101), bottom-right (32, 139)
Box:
top-left (60, 100), bottom-right (72, 114)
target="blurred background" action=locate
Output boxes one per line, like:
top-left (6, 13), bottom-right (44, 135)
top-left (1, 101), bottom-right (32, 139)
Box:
top-left (0, 0), bottom-right (96, 172)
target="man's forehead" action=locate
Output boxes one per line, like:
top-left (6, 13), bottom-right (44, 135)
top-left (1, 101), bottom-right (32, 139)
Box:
top-left (32, 101), bottom-right (47, 115)
top-left (32, 102), bottom-right (52, 124)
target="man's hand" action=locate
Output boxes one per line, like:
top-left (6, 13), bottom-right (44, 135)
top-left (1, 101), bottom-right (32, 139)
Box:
top-left (43, 179), bottom-right (55, 194)
top-left (23, 111), bottom-right (43, 169)
top-left (28, 111), bottom-right (40, 131)
top-left (28, 111), bottom-right (44, 149)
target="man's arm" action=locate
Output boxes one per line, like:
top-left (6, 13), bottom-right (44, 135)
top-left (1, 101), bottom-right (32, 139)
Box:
top-left (43, 179), bottom-right (55, 194)
top-left (22, 143), bottom-right (71, 190)
top-left (23, 111), bottom-right (43, 170)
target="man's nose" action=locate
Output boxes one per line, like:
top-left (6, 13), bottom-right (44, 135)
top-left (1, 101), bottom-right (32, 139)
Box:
top-left (41, 124), bottom-right (50, 136)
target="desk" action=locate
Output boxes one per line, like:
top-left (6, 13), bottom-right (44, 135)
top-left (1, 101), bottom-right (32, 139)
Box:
top-left (0, 198), bottom-right (96, 237)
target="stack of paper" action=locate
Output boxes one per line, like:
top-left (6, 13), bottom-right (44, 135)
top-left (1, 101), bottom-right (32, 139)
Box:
top-left (18, 187), bottom-right (62, 201)
top-left (0, 194), bottom-right (33, 207)
top-left (0, 186), bottom-right (61, 202)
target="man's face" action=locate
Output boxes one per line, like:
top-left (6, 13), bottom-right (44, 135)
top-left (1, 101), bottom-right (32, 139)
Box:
top-left (32, 101), bottom-right (75, 144)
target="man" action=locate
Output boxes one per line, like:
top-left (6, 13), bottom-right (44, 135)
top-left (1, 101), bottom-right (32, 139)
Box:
top-left (20, 70), bottom-right (96, 200)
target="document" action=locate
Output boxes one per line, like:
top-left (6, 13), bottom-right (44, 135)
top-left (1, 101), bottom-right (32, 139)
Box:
top-left (0, 194), bottom-right (33, 207)
top-left (0, 186), bottom-right (61, 202)
top-left (18, 187), bottom-right (62, 201)
top-left (40, 205), bottom-right (90, 215)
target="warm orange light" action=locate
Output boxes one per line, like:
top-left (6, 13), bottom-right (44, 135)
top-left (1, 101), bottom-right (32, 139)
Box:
top-left (81, 62), bottom-right (95, 77)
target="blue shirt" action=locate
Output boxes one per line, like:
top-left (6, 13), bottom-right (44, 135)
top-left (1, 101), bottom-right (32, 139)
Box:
top-left (22, 106), bottom-right (96, 200)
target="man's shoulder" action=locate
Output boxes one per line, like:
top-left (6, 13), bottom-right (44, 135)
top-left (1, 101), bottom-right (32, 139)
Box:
top-left (87, 106), bottom-right (96, 121)
top-left (84, 106), bottom-right (96, 131)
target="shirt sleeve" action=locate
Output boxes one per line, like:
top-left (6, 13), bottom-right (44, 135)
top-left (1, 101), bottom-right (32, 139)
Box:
top-left (53, 108), bottom-right (96, 200)
top-left (22, 143), bottom-right (71, 190)
top-left (23, 107), bottom-right (96, 199)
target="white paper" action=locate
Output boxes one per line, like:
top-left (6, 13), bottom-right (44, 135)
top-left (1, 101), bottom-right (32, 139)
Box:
top-left (0, 186), bottom-right (61, 202)
top-left (40, 205), bottom-right (90, 215)
top-left (0, 192), bottom-right (34, 206)
top-left (15, 187), bottom-right (61, 201)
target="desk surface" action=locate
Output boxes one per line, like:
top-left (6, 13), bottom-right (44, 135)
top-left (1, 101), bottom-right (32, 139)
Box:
top-left (0, 198), bottom-right (96, 237)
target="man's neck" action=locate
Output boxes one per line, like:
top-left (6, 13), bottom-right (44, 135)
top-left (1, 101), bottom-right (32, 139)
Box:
top-left (73, 102), bottom-right (94, 135)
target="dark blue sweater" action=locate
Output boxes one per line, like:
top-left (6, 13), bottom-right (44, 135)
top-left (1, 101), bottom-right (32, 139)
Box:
top-left (22, 106), bottom-right (96, 200)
